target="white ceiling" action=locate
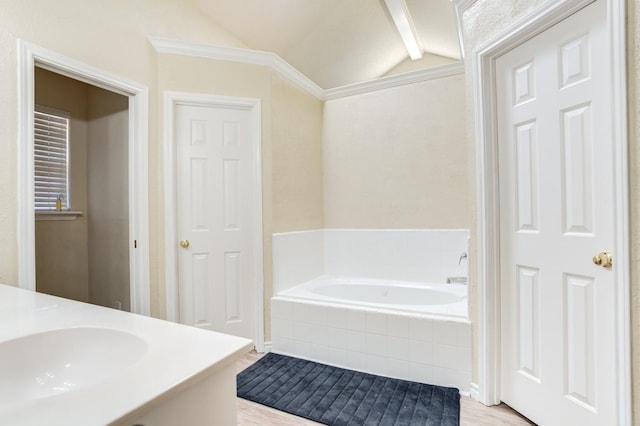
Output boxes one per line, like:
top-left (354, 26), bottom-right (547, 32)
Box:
top-left (193, 0), bottom-right (461, 89)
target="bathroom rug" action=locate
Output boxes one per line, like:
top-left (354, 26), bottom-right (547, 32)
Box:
top-left (237, 352), bottom-right (460, 426)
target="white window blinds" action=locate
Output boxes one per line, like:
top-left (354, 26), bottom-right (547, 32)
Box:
top-left (34, 107), bottom-right (70, 211)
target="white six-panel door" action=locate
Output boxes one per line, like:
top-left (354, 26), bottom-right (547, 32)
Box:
top-left (175, 103), bottom-right (255, 341)
top-left (497, 1), bottom-right (616, 424)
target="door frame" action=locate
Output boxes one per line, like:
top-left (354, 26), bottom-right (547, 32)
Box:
top-left (163, 91), bottom-right (264, 352)
top-left (472, 0), bottom-right (631, 422)
top-left (17, 40), bottom-right (151, 315)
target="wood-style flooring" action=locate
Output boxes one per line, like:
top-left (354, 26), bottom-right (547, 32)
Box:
top-left (236, 351), bottom-right (535, 425)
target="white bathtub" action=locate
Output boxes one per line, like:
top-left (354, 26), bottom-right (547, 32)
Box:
top-left (271, 276), bottom-right (472, 392)
top-left (278, 276), bottom-right (468, 319)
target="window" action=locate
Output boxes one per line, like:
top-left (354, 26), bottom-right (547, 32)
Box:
top-left (34, 106), bottom-right (70, 211)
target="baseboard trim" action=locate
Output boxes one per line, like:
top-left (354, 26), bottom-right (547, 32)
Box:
top-left (470, 382), bottom-right (480, 401)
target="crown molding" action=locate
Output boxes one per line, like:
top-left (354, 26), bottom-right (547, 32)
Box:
top-left (147, 36), bottom-right (324, 99)
top-left (323, 62), bottom-right (465, 100)
top-left (148, 36), bottom-right (465, 101)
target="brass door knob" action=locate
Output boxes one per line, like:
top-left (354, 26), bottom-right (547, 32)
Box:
top-left (179, 240), bottom-right (190, 249)
top-left (592, 251), bottom-right (612, 268)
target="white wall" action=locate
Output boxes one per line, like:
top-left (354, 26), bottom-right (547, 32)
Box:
top-left (323, 229), bottom-right (469, 283)
top-left (272, 230), bottom-right (324, 294)
top-left (272, 229), bottom-right (470, 294)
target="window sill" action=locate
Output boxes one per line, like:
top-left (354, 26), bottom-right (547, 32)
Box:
top-left (35, 211), bottom-right (84, 221)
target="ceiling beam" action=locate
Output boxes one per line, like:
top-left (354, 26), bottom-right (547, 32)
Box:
top-left (383, 0), bottom-right (423, 60)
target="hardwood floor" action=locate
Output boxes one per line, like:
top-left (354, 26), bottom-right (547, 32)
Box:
top-left (236, 351), bottom-right (535, 425)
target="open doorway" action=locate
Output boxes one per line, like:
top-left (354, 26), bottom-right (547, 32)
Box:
top-left (18, 40), bottom-right (150, 315)
top-left (34, 68), bottom-right (130, 310)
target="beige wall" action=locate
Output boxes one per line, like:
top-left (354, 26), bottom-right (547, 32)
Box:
top-left (0, 0), bottom-right (325, 340)
top-left (156, 55), bottom-right (324, 339)
top-left (460, 0), bottom-right (640, 420)
top-left (271, 73), bottom-right (324, 233)
top-left (87, 88), bottom-right (130, 310)
top-left (34, 68), bottom-right (90, 302)
top-left (0, 0), bottom-right (248, 317)
top-left (323, 74), bottom-right (469, 229)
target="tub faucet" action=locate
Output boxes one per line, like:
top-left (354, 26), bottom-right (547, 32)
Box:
top-left (448, 252), bottom-right (469, 284)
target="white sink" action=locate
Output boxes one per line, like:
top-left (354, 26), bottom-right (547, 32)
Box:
top-left (0, 327), bottom-right (148, 405)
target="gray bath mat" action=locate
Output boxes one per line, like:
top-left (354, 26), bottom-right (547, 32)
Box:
top-left (237, 352), bottom-right (460, 426)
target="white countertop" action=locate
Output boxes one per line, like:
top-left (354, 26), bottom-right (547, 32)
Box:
top-left (0, 284), bottom-right (253, 425)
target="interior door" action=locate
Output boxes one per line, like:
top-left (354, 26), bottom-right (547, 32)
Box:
top-left (497, 1), bottom-right (617, 425)
top-left (175, 103), bottom-right (255, 342)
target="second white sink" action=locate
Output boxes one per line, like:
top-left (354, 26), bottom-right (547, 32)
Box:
top-left (0, 327), bottom-right (148, 405)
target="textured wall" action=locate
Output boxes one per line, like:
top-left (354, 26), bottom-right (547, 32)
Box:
top-left (323, 74), bottom-right (469, 229)
top-left (270, 73), bottom-right (324, 234)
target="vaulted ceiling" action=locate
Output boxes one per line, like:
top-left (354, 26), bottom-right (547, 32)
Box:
top-left (193, 0), bottom-right (461, 89)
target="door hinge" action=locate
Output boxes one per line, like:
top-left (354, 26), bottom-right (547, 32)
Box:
top-left (134, 240), bottom-right (137, 249)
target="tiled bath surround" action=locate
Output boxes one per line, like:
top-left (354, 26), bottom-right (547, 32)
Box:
top-left (271, 229), bottom-right (472, 391)
top-left (272, 229), bottom-right (470, 293)
top-left (271, 298), bottom-right (472, 391)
